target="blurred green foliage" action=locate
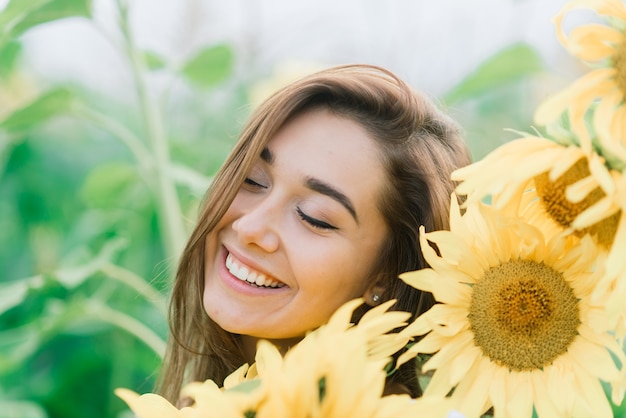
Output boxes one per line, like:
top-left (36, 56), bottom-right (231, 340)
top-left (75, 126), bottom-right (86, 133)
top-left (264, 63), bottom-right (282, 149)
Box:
top-left (1, 1), bottom-right (623, 417)
top-left (0, 0), bottom-right (243, 416)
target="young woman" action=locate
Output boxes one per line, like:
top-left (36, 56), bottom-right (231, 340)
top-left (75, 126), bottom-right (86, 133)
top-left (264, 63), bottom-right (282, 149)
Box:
top-left (157, 64), bottom-right (471, 403)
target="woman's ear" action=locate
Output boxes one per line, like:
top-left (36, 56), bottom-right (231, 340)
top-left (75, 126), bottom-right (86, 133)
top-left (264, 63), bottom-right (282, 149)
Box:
top-left (363, 284), bottom-right (386, 306)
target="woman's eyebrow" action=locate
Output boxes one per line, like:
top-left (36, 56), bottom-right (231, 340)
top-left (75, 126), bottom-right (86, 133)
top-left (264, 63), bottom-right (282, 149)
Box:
top-left (305, 177), bottom-right (358, 223)
top-left (262, 146), bottom-right (358, 223)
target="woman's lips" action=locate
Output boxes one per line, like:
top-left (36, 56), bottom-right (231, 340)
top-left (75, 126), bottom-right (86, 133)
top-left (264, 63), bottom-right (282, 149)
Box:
top-left (225, 252), bottom-right (286, 288)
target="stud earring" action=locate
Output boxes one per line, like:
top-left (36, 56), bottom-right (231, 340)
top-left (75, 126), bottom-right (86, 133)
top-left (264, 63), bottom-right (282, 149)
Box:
top-left (372, 294), bottom-right (380, 303)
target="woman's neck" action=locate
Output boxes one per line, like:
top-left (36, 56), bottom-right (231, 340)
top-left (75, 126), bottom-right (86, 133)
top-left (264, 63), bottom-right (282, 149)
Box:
top-left (240, 335), bottom-right (304, 364)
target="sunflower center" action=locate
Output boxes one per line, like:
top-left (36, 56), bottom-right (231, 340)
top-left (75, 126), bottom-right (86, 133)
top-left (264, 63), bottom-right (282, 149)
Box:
top-left (468, 259), bottom-right (580, 371)
top-left (533, 157), bottom-right (620, 247)
top-left (614, 29), bottom-right (626, 97)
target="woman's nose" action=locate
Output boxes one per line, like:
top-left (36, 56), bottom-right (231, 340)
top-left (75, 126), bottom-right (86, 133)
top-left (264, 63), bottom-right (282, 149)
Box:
top-left (231, 201), bottom-right (280, 253)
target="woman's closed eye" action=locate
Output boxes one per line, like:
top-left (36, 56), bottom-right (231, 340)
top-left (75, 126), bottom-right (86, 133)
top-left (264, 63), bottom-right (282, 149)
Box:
top-left (244, 177), bottom-right (267, 189)
top-left (296, 207), bottom-right (338, 230)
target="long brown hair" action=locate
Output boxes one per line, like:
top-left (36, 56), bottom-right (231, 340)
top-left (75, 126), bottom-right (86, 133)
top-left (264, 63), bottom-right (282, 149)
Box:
top-left (156, 64), bottom-right (471, 402)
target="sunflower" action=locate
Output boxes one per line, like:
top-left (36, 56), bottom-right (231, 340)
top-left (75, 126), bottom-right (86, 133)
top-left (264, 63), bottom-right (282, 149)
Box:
top-left (453, 135), bottom-right (621, 245)
top-left (452, 134), bottom-right (626, 338)
top-left (115, 300), bottom-right (457, 418)
top-left (251, 299), bottom-right (417, 418)
top-left (114, 377), bottom-right (263, 418)
top-left (398, 198), bottom-right (625, 418)
top-left (534, 0), bottom-right (626, 160)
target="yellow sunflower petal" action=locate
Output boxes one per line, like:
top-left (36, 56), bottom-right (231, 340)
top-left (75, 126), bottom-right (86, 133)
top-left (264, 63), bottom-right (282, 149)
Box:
top-left (568, 74), bottom-right (617, 153)
top-left (399, 268), bottom-right (439, 294)
top-left (554, 0), bottom-right (626, 45)
top-left (488, 366), bottom-right (508, 418)
top-left (569, 336), bottom-right (622, 382)
top-left (566, 175), bottom-right (598, 203)
top-left (595, 91), bottom-right (626, 162)
top-left (400, 304), bottom-right (468, 339)
top-left (453, 137), bottom-right (560, 190)
top-left (385, 396), bottom-right (458, 418)
top-left (430, 277), bottom-right (473, 306)
top-left (182, 380), bottom-right (242, 416)
top-left (571, 195), bottom-right (620, 228)
top-left (584, 322), bottom-right (626, 363)
top-left (356, 308), bottom-right (416, 359)
top-left (508, 220), bottom-right (548, 261)
top-left (421, 227), bottom-right (491, 279)
top-left (396, 345), bottom-right (420, 367)
top-left (534, 75), bottom-right (590, 125)
top-left (535, 68), bottom-right (615, 125)
top-left (605, 208), bottom-right (626, 276)
top-left (546, 363), bottom-right (576, 415)
top-left (455, 138), bottom-right (586, 225)
top-left (588, 149), bottom-right (617, 195)
top-left (422, 361), bottom-right (456, 398)
top-left (420, 331), bottom-right (475, 375)
top-left (549, 234), bottom-right (592, 274)
top-left (114, 389), bottom-right (181, 418)
top-left (448, 192), bottom-right (464, 229)
top-left (549, 145), bottom-right (588, 181)
top-left (571, 361), bottom-right (614, 418)
top-left (530, 370), bottom-right (564, 418)
top-left (447, 337), bottom-right (482, 383)
top-left (506, 372), bottom-right (533, 418)
top-left (562, 0), bottom-right (626, 20)
top-left (612, 106), bottom-right (626, 148)
top-left (355, 298), bottom-right (409, 338)
top-left (568, 24), bottom-right (622, 60)
top-left (450, 359), bottom-right (494, 418)
top-left (222, 364), bottom-right (251, 389)
top-left (422, 230), bottom-right (470, 265)
top-left (254, 340), bottom-right (283, 376)
top-left (358, 307), bottom-right (410, 336)
top-left (367, 336), bottom-right (411, 360)
top-left (325, 298), bottom-right (365, 331)
top-left (512, 146), bottom-right (577, 181)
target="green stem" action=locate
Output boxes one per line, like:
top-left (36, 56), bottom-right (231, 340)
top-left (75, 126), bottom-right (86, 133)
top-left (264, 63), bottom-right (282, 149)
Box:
top-left (73, 103), bottom-right (154, 172)
top-left (87, 301), bottom-right (166, 358)
top-left (116, 0), bottom-right (187, 271)
top-left (100, 262), bottom-right (167, 316)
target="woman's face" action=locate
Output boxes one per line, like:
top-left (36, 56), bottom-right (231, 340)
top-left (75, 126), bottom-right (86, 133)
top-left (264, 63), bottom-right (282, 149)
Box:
top-left (203, 108), bottom-right (388, 346)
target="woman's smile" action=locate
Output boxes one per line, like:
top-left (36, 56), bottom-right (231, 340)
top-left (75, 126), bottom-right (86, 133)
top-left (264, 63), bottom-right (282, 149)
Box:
top-left (225, 250), bottom-right (287, 289)
top-left (216, 246), bottom-right (290, 297)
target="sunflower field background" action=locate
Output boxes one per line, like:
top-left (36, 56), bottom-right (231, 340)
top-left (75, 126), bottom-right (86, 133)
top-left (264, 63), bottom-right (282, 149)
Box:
top-left (2, 0), bottom-right (626, 417)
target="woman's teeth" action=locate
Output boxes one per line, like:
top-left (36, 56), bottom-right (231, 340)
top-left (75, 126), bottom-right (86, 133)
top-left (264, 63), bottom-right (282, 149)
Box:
top-left (226, 253), bottom-right (285, 288)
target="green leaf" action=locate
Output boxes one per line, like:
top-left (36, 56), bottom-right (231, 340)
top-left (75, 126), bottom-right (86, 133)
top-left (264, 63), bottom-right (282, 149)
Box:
top-left (170, 162), bottom-right (212, 195)
top-left (143, 50), bottom-right (167, 71)
top-left (0, 88), bottom-right (75, 133)
top-left (80, 162), bottom-right (139, 208)
top-left (0, 299), bottom-right (78, 374)
top-left (0, 40), bottom-right (22, 78)
top-left (0, 322), bottom-right (45, 373)
top-left (0, 275), bottom-right (45, 316)
top-left (0, 238), bottom-right (127, 315)
top-left (0, 400), bottom-right (47, 418)
top-left (443, 42), bottom-right (545, 104)
top-left (0, 0), bottom-right (50, 30)
top-left (181, 44), bottom-right (234, 89)
top-left (54, 237), bottom-right (128, 288)
top-left (0, 0), bottom-right (92, 45)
